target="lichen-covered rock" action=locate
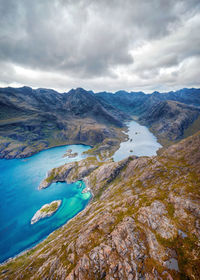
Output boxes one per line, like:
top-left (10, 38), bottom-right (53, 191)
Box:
top-left (137, 201), bottom-right (177, 239)
top-left (169, 194), bottom-right (200, 217)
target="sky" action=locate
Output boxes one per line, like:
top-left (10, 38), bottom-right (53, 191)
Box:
top-left (0, 0), bottom-right (200, 93)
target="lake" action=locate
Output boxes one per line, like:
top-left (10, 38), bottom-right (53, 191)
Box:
top-left (113, 121), bottom-right (162, 161)
top-left (0, 144), bottom-right (91, 263)
top-left (0, 121), bottom-right (162, 263)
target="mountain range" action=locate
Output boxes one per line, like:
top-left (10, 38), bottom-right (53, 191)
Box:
top-left (0, 86), bottom-right (200, 158)
top-left (0, 87), bottom-right (128, 158)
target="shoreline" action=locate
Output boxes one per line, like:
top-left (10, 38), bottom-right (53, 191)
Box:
top-left (0, 121), bottom-right (129, 161)
top-left (0, 179), bottom-right (93, 266)
top-left (0, 119), bottom-right (165, 161)
top-left (0, 142), bottom-right (94, 160)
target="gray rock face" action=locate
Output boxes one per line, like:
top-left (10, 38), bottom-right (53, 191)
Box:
top-left (137, 201), bottom-right (177, 239)
top-left (164, 258), bottom-right (179, 272)
top-left (169, 194), bottom-right (200, 217)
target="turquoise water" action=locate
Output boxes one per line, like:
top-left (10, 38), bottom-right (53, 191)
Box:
top-left (0, 144), bottom-right (91, 263)
top-left (113, 121), bottom-right (162, 161)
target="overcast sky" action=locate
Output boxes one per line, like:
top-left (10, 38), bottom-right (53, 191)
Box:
top-left (0, 0), bottom-right (200, 93)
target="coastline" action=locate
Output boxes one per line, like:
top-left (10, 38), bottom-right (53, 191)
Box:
top-left (0, 142), bottom-right (94, 160)
top-left (0, 143), bottom-right (93, 264)
top-left (0, 179), bottom-right (93, 265)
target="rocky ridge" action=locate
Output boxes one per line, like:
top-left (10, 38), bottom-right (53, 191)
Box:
top-left (1, 132), bottom-right (200, 279)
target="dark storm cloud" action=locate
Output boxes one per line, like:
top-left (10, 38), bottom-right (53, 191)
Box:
top-left (0, 0), bottom-right (200, 91)
top-left (0, 0), bottom-right (132, 77)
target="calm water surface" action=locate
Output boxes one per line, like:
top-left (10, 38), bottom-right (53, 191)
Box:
top-left (0, 121), bottom-right (162, 263)
top-left (0, 144), bottom-right (91, 263)
top-left (113, 121), bottom-right (162, 161)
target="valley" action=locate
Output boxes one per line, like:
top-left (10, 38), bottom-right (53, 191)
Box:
top-left (0, 87), bottom-right (200, 160)
top-left (0, 86), bottom-right (200, 279)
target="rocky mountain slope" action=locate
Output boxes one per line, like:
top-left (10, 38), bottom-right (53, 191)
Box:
top-left (1, 132), bottom-right (199, 279)
top-left (139, 100), bottom-right (200, 141)
top-left (0, 87), bottom-right (128, 159)
top-left (97, 88), bottom-right (200, 144)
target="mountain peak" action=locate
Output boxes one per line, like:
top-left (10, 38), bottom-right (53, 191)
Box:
top-left (67, 87), bottom-right (94, 96)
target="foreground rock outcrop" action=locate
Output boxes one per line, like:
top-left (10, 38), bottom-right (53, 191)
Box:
top-left (0, 132), bottom-right (200, 279)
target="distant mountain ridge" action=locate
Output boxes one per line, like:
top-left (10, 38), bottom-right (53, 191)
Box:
top-left (96, 88), bottom-right (200, 142)
top-left (0, 86), bottom-right (200, 158)
top-left (96, 87), bottom-right (200, 113)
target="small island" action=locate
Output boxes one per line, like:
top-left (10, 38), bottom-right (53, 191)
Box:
top-left (31, 200), bottom-right (62, 224)
top-left (63, 149), bottom-right (78, 158)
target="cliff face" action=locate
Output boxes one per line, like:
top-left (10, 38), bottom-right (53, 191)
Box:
top-left (1, 132), bottom-right (200, 280)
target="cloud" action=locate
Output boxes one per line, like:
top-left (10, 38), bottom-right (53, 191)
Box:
top-left (0, 0), bottom-right (200, 92)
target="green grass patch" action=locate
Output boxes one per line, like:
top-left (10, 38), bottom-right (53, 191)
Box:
top-left (40, 202), bottom-right (59, 213)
